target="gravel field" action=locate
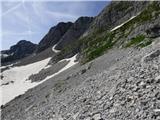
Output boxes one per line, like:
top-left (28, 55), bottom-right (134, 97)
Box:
top-left (1, 37), bottom-right (160, 120)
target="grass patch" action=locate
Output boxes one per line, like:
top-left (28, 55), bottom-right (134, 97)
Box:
top-left (138, 39), bottom-right (152, 48)
top-left (125, 35), bottom-right (145, 47)
top-left (82, 32), bottom-right (116, 63)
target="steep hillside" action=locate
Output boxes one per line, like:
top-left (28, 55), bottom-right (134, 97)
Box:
top-left (50, 1), bottom-right (160, 64)
top-left (55, 17), bottom-right (93, 50)
top-left (36, 22), bottom-right (73, 53)
top-left (79, 1), bottom-right (160, 63)
top-left (86, 1), bottom-right (150, 34)
top-left (1, 38), bottom-right (160, 120)
top-left (1, 1), bottom-right (160, 120)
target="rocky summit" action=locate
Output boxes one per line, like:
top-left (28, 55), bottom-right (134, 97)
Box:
top-left (1, 1), bottom-right (160, 120)
top-left (36, 22), bottom-right (73, 53)
top-left (1, 40), bottom-right (37, 65)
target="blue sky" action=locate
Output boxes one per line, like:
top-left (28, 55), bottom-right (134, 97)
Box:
top-left (1, 1), bottom-right (109, 50)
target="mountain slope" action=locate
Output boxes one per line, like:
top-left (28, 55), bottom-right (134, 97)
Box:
top-left (1, 38), bottom-right (160, 120)
top-left (1, 40), bottom-right (37, 65)
top-left (86, 1), bottom-right (150, 34)
top-left (1, 1), bottom-right (160, 120)
top-left (55, 17), bottom-right (93, 50)
top-left (36, 22), bottom-right (73, 53)
top-left (50, 1), bottom-right (160, 64)
top-left (79, 1), bottom-right (160, 63)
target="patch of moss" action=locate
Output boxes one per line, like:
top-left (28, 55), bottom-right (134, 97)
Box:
top-left (83, 32), bottom-right (116, 63)
top-left (138, 39), bottom-right (152, 48)
top-left (125, 35), bottom-right (145, 47)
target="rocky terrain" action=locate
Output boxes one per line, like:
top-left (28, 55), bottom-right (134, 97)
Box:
top-left (1, 1), bottom-right (160, 120)
top-left (55, 17), bottom-right (93, 50)
top-left (86, 1), bottom-right (150, 34)
top-left (1, 38), bottom-right (160, 120)
top-left (36, 22), bottom-right (73, 53)
top-left (1, 40), bottom-right (37, 65)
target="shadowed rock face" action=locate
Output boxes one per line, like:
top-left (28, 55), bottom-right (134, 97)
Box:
top-left (86, 1), bottom-right (150, 34)
top-left (36, 22), bottom-right (73, 53)
top-left (146, 25), bottom-right (160, 38)
top-left (55, 17), bottom-right (94, 50)
top-left (1, 40), bottom-right (37, 64)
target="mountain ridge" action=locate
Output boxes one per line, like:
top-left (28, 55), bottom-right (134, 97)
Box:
top-left (1, 40), bottom-right (37, 65)
top-left (36, 22), bottom-right (73, 53)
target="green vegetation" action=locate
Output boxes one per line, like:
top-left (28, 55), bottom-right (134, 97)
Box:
top-left (125, 35), bottom-right (153, 48)
top-left (138, 39), bottom-right (152, 48)
top-left (114, 2), bottom-right (160, 35)
top-left (61, 2), bottom-right (158, 64)
top-left (81, 32), bottom-right (117, 63)
top-left (81, 2), bottom-right (159, 63)
top-left (125, 35), bottom-right (145, 47)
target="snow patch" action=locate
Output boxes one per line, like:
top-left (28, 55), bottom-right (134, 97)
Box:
top-left (0, 58), bottom-right (51, 105)
top-left (0, 64), bottom-right (13, 69)
top-left (110, 13), bottom-right (140, 32)
top-left (1, 54), bottom-right (78, 105)
top-left (40, 54), bottom-right (78, 81)
top-left (0, 54), bottom-right (9, 58)
top-left (52, 44), bottom-right (60, 53)
top-left (44, 65), bottom-right (52, 69)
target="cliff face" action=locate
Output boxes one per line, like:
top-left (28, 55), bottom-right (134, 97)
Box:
top-left (36, 22), bottom-right (73, 53)
top-left (49, 1), bottom-right (160, 64)
top-left (78, 1), bottom-right (160, 63)
top-left (86, 1), bottom-right (150, 34)
top-left (55, 17), bottom-right (94, 50)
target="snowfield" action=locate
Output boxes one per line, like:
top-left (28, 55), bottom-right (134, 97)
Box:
top-left (52, 44), bottom-right (61, 53)
top-left (0, 64), bottom-right (13, 69)
top-left (0, 54), bottom-right (78, 106)
top-left (0, 58), bottom-right (51, 105)
top-left (110, 13), bottom-right (141, 32)
top-left (41, 54), bottom-right (78, 81)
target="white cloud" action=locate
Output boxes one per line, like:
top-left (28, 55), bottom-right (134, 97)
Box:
top-left (1, 3), bottom-right (22, 16)
top-left (2, 30), bottom-right (38, 36)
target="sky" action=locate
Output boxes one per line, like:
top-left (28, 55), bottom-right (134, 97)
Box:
top-left (1, 0), bottom-right (109, 50)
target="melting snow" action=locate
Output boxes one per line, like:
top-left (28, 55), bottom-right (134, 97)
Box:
top-left (43, 65), bottom-right (52, 69)
top-left (52, 44), bottom-right (61, 53)
top-left (0, 64), bottom-right (13, 69)
top-left (110, 13), bottom-right (140, 32)
top-left (0, 54), bottom-right (78, 105)
top-left (0, 58), bottom-right (51, 105)
top-left (39, 54), bottom-right (78, 82)
top-left (0, 54), bottom-right (9, 58)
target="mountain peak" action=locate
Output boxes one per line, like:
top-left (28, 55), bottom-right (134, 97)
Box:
top-left (16, 40), bottom-right (32, 45)
top-left (36, 22), bottom-right (73, 53)
top-left (54, 16), bottom-right (94, 50)
top-left (1, 40), bottom-right (37, 64)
